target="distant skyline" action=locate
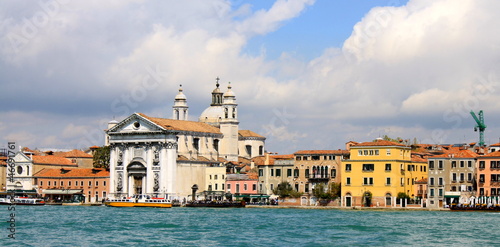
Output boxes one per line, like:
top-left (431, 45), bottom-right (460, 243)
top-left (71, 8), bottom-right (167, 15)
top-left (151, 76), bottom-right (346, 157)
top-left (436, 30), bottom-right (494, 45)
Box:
top-left (1, 0), bottom-right (500, 154)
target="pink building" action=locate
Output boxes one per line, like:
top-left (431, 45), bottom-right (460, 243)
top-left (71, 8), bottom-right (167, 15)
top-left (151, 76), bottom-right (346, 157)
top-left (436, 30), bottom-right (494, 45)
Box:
top-left (225, 174), bottom-right (257, 201)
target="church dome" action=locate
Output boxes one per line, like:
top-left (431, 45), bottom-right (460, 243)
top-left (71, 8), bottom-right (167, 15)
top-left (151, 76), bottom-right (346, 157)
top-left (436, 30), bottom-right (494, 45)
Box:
top-left (223, 83), bottom-right (235, 98)
top-left (199, 105), bottom-right (224, 126)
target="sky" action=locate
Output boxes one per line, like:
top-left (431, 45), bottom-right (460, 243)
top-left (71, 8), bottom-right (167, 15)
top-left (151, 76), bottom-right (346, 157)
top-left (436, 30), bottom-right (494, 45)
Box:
top-left (1, 0), bottom-right (500, 154)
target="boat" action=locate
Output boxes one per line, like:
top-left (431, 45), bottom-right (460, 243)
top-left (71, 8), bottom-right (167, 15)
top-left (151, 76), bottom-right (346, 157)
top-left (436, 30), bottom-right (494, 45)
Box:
top-left (0, 196), bottom-right (46, 206)
top-left (105, 195), bottom-right (172, 208)
top-left (185, 200), bottom-right (245, 208)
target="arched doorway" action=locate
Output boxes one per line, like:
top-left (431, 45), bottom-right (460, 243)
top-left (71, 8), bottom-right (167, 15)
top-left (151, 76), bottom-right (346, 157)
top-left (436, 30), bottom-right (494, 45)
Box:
top-left (363, 191), bottom-right (372, 207)
top-left (127, 161), bottom-right (147, 195)
top-left (385, 193), bottom-right (392, 207)
top-left (345, 193), bottom-right (352, 207)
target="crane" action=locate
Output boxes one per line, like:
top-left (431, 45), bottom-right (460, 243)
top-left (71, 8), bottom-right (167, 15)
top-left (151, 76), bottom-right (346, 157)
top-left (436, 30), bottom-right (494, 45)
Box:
top-left (470, 110), bottom-right (486, 147)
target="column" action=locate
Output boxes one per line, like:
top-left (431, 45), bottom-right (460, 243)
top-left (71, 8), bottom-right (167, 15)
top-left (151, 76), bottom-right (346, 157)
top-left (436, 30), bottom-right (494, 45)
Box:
top-left (128, 176), bottom-right (134, 197)
top-left (145, 143), bottom-right (154, 195)
top-left (109, 144), bottom-right (116, 196)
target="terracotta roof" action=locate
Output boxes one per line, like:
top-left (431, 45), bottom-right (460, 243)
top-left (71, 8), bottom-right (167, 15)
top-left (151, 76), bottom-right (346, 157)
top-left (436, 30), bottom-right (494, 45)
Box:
top-left (294, 150), bottom-right (349, 155)
top-left (177, 155), bottom-right (189, 161)
top-left (138, 113), bottom-right (222, 134)
top-left (483, 151), bottom-right (500, 157)
top-left (238, 157), bottom-right (251, 164)
top-left (89, 145), bottom-right (100, 149)
top-left (411, 154), bottom-right (428, 163)
top-left (415, 178), bottom-right (428, 184)
top-left (252, 156), bottom-right (266, 166)
top-left (247, 172), bottom-right (259, 180)
top-left (53, 149), bottom-right (93, 158)
top-left (238, 130), bottom-right (265, 138)
top-left (271, 154), bottom-right (294, 159)
top-left (430, 149), bottom-right (479, 159)
top-left (0, 160), bottom-right (6, 166)
top-left (31, 156), bottom-right (77, 166)
top-left (353, 139), bottom-right (406, 147)
top-left (34, 168), bottom-right (109, 178)
top-left (490, 143), bottom-right (500, 147)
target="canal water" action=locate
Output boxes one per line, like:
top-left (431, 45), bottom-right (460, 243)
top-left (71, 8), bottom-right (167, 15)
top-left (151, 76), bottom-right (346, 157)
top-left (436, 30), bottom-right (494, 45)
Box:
top-left (1, 206), bottom-right (498, 246)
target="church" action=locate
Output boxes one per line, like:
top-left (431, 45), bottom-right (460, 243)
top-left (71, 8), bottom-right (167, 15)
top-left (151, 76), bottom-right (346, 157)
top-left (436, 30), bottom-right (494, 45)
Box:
top-left (105, 79), bottom-right (266, 200)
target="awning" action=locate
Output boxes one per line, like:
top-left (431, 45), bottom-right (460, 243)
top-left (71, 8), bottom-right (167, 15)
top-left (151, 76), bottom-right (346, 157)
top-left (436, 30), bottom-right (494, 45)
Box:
top-left (444, 195), bottom-right (460, 198)
top-left (250, 195), bottom-right (270, 198)
top-left (43, 189), bottom-right (83, 195)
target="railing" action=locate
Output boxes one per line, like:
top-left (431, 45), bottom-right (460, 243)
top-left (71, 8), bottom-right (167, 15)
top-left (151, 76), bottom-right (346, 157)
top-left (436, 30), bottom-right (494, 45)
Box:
top-left (308, 174), bottom-right (330, 179)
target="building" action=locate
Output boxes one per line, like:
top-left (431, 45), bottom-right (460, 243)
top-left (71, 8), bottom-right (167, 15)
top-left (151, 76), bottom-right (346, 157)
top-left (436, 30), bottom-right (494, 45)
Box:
top-left (34, 168), bottom-right (109, 203)
top-left (226, 173), bottom-right (258, 201)
top-left (427, 148), bottom-right (477, 208)
top-left (476, 151), bottom-right (500, 198)
top-left (293, 150), bottom-right (348, 206)
top-left (53, 149), bottom-right (94, 168)
top-left (105, 80), bottom-right (265, 200)
top-left (341, 139), bottom-right (427, 207)
top-left (7, 151), bottom-right (78, 191)
top-left (257, 153), bottom-right (295, 196)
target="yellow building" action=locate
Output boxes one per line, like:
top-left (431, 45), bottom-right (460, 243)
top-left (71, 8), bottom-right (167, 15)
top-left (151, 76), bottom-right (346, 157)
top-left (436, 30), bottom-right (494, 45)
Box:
top-left (341, 139), bottom-right (427, 207)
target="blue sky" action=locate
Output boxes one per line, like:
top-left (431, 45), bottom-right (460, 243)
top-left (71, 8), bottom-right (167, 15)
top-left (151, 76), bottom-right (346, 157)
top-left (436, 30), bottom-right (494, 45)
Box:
top-left (242, 0), bottom-right (410, 60)
top-left (1, 0), bottom-right (499, 153)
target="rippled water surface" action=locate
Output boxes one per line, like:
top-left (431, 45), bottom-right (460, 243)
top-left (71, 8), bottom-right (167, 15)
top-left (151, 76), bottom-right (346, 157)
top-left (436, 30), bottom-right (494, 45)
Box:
top-left (1, 206), bottom-right (499, 246)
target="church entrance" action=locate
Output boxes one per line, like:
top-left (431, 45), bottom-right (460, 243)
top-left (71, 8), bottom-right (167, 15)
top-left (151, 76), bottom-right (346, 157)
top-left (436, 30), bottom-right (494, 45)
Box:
top-left (127, 161), bottom-right (147, 195)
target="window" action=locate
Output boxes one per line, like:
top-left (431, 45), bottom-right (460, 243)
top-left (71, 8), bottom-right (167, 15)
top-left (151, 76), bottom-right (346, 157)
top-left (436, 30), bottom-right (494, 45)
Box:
top-left (468, 161), bottom-right (472, 168)
top-left (222, 184), bottom-right (225, 190)
top-left (430, 177), bottom-right (435, 186)
top-left (271, 169), bottom-right (274, 176)
top-left (193, 138), bottom-right (200, 151)
top-left (214, 175), bottom-right (218, 180)
top-left (430, 189), bottom-right (435, 197)
top-left (305, 169), bottom-right (309, 177)
top-left (296, 156), bottom-right (302, 161)
top-left (103, 191), bottom-right (106, 198)
top-left (452, 173), bottom-right (457, 182)
top-left (438, 189), bottom-right (443, 197)
top-left (492, 188), bottom-right (497, 196)
top-left (252, 184), bottom-right (256, 191)
top-left (215, 184), bottom-right (218, 190)
top-left (491, 161), bottom-right (497, 169)
top-left (429, 161), bottom-right (435, 169)
top-left (259, 169), bottom-right (263, 176)
top-left (259, 184), bottom-right (262, 192)
top-left (451, 186), bottom-right (456, 191)
top-left (213, 139), bottom-right (219, 152)
top-left (81, 181), bottom-right (84, 186)
top-left (60, 181), bottom-right (64, 186)
top-left (276, 169), bottom-right (281, 177)
top-left (438, 177), bottom-right (443, 186)
top-left (245, 145), bottom-right (252, 157)
top-left (467, 173), bottom-right (472, 182)
top-left (293, 169), bottom-right (299, 178)
top-left (312, 156), bottom-right (320, 160)
top-left (363, 177), bottom-right (374, 185)
top-left (364, 150), bottom-right (368, 155)
top-left (287, 169), bottom-right (292, 177)
top-left (438, 160), bottom-right (443, 169)
top-left (68, 181), bottom-right (71, 186)
top-left (346, 177), bottom-right (351, 185)
top-left (375, 150), bottom-right (379, 155)
top-left (96, 181), bottom-right (99, 186)
top-left (40, 181), bottom-right (43, 186)
top-left (104, 181), bottom-right (107, 186)
top-left (480, 188), bottom-right (484, 195)
top-left (385, 164), bottom-right (391, 171)
top-left (345, 164), bottom-right (351, 171)
top-left (269, 184), bottom-right (273, 191)
top-left (460, 161), bottom-right (465, 168)
top-left (236, 184), bottom-right (241, 193)
top-left (259, 146), bottom-right (264, 156)
top-left (459, 173), bottom-right (465, 182)
top-left (48, 181), bottom-right (51, 186)
top-left (305, 184), bottom-right (309, 193)
top-left (451, 161), bottom-right (456, 168)
top-left (386, 177), bottom-right (391, 185)
top-left (358, 150), bottom-right (363, 156)
top-left (479, 161), bottom-right (485, 169)
top-left (362, 164), bottom-right (374, 171)
top-left (386, 149), bottom-right (391, 156)
top-left (89, 181), bottom-right (92, 186)
top-left (227, 184), bottom-right (231, 190)
top-left (479, 174), bottom-right (485, 183)
top-left (243, 184), bottom-right (247, 191)
top-left (331, 169), bottom-right (336, 178)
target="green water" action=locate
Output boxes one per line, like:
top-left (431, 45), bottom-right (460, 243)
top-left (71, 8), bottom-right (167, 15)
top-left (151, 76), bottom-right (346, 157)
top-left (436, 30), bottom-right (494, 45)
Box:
top-left (0, 206), bottom-right (498, 246)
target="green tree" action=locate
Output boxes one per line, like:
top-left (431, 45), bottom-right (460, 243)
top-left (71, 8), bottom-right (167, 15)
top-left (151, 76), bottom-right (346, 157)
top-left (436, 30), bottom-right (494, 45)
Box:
top-left (93, 146), bottom-right (110, 170)
top-left (273, 182), bottom-right (301, 198)
top-left (312, 182), bottom-right (341, 200)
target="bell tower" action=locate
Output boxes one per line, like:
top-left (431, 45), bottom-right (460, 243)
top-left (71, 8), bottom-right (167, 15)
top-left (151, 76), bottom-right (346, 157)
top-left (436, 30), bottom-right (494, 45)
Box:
top-left (172, 85), bottom-right (188, 120)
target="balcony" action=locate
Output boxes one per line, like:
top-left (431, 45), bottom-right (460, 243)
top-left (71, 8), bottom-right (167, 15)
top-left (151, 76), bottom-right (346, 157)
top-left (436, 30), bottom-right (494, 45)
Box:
top-left (308, 174), bottom-right (330, 180)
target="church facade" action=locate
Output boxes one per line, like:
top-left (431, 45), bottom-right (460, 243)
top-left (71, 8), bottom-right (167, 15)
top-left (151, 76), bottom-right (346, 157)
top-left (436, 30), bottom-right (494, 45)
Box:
top-left (106, 79), bottom-right (265, 200)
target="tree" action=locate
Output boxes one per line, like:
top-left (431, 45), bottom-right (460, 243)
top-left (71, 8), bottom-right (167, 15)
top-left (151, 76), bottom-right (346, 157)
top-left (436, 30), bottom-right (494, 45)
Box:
top-left (272, 182), bottom-right (301, 198)
top-left (312, 182), bottom-right (341, 201)
top-left (93, 146), bottom-right (110, 170)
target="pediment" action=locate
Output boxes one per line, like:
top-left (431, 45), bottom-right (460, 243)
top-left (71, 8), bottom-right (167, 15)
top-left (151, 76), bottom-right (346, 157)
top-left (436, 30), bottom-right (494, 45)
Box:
top-left (14, 152), bottom-right (31, 163)
top-left (108, 113), bottom-right (164, 134)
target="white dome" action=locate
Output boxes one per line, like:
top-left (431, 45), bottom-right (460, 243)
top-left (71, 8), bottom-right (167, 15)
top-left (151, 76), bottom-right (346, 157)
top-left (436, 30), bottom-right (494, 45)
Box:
top-left (199, 105), bottom-right (224, 125)
top-left (175, 86), bottom-right (187, 100)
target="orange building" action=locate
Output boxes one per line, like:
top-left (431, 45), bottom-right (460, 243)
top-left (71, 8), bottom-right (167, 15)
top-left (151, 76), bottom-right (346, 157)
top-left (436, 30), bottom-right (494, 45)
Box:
top-left (34, 168), bottom-right (109, 203)
top-left (477, 151), bottom-right (500, 197)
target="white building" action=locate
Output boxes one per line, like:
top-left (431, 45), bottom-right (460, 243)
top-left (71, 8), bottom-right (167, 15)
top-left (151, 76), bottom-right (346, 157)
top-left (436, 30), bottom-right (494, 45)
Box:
top-left (106, 79), bottom-right (265, 200)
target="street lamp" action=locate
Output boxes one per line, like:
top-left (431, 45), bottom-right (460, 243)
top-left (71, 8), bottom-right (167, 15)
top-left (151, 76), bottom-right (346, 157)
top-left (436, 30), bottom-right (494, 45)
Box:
top-left (191, 184), bottom-right (198, 202)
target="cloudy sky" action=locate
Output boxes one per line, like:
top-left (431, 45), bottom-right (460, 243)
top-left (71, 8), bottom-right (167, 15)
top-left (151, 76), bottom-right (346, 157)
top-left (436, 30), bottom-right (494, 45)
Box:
top-left (1, 0), bottom-right (500, 154)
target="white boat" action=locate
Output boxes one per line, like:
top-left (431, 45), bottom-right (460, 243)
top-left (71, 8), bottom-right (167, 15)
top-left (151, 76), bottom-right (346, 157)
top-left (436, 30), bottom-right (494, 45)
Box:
top-left (0, 196), bottom-right (46, 206)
